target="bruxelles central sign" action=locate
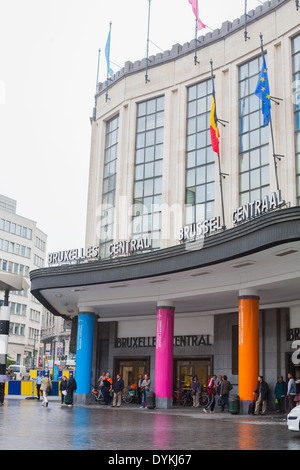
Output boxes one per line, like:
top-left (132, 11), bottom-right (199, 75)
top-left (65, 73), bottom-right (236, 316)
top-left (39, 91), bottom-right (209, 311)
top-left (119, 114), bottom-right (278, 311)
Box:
top-left (115, 334), bottom-right (212, 348)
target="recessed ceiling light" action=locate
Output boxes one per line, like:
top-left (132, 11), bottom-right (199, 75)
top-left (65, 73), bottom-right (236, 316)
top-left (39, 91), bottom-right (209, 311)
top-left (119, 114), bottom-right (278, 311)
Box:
top-left (274, 249), bottom-right (298, 257)
top-left (109, 284), bottom-right (127, 289)
top-left (189, 271), bottom-right (211, 277)
top-left (149, 278), bottom-right (169, 284)
top-left (231, 261), bottom-right (255, 268)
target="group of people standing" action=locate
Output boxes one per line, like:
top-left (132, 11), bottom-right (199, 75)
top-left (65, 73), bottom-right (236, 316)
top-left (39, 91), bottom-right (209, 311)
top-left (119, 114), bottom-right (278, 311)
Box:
top-left (35, 371), bottom-right (77, 407)
top-left (98, 371), bottom-right (151, 408)
top-left (274, 373), bottom-right (300, 414)
top-left (98, 370), bottom-right (123, 407)
top-left (190, 372), bottom-right (300, 415)
top-left (191, 374), bottom-right (233, 413)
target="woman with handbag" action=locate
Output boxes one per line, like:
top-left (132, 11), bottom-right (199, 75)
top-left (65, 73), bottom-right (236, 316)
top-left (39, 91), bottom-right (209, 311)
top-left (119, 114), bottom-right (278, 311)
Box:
top-left (60, 375), bottom-right (68, 404)
top-left (40, 373), bottom-right (52, 407)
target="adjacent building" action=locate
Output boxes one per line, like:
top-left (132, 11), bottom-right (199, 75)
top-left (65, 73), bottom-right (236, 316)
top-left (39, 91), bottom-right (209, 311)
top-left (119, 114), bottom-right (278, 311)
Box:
top-left (0, 195), bottom-right (47, 366)
top-left (31, 0), bottom-right (300, 411)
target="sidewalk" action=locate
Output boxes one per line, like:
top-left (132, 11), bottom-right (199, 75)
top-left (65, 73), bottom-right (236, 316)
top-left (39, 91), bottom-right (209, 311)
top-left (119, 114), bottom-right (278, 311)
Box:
top-left (0, 395), bottom-right (293, 451)
top-left (5, 394), bottom-right (288, 422)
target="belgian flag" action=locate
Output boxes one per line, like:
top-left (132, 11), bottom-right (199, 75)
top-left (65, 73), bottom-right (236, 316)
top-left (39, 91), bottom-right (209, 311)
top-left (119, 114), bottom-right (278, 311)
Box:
top-left (210, 91), bottom-right (220, 156)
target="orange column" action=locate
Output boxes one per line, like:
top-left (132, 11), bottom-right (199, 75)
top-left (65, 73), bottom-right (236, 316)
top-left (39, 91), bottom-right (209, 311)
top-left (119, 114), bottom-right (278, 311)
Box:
top-left (238, 293), bottom-right (259, 401)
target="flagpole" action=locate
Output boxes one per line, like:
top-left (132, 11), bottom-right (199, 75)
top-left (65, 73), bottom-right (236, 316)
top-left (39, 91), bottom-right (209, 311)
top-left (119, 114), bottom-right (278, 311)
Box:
top-left (244, 0), bottom-right (250, 41)
top-left (145, 0), bottom-right (151, 84)
top-left (106, 22), bottom-right (112, 102)
top-left (210, 60), bottom-right (226, 230)
top-left (194, 0), bottom-right (199, 65)
top-left (93, 48), bottom-right (101, 121)
top-left (259, 34), bottom-right (281, 192)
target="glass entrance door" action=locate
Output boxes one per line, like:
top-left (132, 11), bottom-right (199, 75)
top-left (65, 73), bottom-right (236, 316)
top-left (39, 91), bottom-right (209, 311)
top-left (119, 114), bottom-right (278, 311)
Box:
top-left (174, 358), bottom-right (212, 391)
top-left (115, 358), bottom-right (149, 388)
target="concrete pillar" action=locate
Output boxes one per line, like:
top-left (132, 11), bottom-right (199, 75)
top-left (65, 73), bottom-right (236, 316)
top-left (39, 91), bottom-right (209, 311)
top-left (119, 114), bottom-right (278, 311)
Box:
top-left (154, 301), bottom-right (175, 409)
top-left (238, 289), bottom-right (260, 412)
top-left (75, 309), bottom-right (95, 404)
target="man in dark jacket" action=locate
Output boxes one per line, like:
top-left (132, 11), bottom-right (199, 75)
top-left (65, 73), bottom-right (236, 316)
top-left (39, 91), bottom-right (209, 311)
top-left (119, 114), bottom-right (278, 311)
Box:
top-left (253, 376), bottom-right (269, 415)
top-left (66, 372), bottom-right (77, 406)
top-left (111, 374), bottom-right (124, 407)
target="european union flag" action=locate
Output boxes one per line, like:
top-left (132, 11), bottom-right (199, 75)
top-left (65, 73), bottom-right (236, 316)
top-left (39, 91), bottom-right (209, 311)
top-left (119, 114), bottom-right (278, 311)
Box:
top-left (255, 56), bottom-right (271, 127)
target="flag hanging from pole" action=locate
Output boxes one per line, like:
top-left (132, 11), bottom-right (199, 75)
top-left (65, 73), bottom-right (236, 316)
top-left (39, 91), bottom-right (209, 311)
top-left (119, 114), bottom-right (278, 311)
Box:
top-left (254, 56), bottom-right (271, 127)
top-left (105, 27), bottom-right (114, 77)
top-left (210, 91), bottom-right (220, 156)
top-left (188, 0), bottom-right (206, 31)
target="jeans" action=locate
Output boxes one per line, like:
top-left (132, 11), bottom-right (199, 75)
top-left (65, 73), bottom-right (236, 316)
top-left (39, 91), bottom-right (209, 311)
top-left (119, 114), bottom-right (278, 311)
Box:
top-left (221, 394), bottom-right (229, 411)
top-left (141, 389), bottom-right (149, 407)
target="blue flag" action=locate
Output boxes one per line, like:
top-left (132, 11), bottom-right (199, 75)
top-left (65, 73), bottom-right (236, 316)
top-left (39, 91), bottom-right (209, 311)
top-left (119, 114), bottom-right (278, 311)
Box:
top-left (255, 56), bottom-right (271, 127)
top-left (105, 29), bottom-right (114, 77)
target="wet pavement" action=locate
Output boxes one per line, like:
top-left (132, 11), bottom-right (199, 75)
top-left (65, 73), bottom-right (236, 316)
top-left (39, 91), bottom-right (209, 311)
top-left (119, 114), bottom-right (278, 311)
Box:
top-left (0, 396), bottom-right (300, 452)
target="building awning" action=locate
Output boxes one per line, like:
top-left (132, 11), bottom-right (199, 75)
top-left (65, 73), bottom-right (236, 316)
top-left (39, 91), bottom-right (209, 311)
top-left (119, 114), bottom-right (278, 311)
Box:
top-left (30, 207), bottom-right (300, 319)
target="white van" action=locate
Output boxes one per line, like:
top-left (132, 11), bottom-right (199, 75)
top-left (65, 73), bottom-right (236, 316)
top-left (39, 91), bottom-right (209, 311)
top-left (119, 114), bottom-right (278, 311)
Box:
top-left (8, 365), bottom-right (30, 380)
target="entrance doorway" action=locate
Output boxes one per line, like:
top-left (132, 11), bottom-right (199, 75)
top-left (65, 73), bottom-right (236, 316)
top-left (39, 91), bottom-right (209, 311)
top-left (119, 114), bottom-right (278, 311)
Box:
top-left (174, 358), bottom-right (212, 391)
top-left (114, 358), bottom-right (150, 388)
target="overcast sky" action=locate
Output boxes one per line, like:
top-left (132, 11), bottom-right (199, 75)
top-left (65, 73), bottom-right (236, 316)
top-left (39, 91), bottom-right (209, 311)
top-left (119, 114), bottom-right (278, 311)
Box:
top-left (0, 0), bottom-right (264, 255)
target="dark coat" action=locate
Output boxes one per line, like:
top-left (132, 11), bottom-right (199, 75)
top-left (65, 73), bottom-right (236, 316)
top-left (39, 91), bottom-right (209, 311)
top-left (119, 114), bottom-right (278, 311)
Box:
top-left (113, 378), bottom-right (124, 393)
top-left (254, 380), bottom-right (269, 401)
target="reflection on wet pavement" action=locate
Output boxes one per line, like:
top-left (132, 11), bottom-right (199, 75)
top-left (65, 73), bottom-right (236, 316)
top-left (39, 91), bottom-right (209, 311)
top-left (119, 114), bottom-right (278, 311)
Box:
top-left (0, 398), bottom-right (300, 450)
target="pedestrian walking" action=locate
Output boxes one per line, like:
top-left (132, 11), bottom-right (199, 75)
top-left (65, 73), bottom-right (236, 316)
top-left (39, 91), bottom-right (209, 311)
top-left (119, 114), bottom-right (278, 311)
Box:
top-left (203, 375), bottom-right (217, 413)
top-left (66, 372), bottom-right (77, 406)
top-left (60, 375), bottom-right (68, 404)
top-left (111, 374), bottom-right (124, 407)
top-left (191, 375), bottom-right (201, 407)
top-left (274, 376), bottom-right (287, 413)
top-left (140, 374), bottom-right (151, 408)
top-left (253, 376), bottom-right (269, 415)
top-left (36, 371), bottom-right (42, 400)
top-left (41, 373), bottom-right (52, 407)
top-left (219, 375), bottom-right (233, 411)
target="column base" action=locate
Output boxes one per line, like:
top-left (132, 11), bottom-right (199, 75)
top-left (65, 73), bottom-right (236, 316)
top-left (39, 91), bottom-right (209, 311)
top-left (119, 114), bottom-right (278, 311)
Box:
top-left (239, 400), bottom-right (253, 414)
top-left (74, 393), bottom-right (94, 406)
top-left (155, 397), bottom-right (173, 409)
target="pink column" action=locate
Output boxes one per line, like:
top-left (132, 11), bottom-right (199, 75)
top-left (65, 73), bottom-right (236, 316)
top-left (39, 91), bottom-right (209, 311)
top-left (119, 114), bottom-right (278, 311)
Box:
top-left (154, 303), bottom-right (175, 409)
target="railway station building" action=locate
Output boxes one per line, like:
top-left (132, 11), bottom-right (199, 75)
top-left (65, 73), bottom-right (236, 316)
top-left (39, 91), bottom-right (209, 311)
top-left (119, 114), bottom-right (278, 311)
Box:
top-left (30, 0), bottom-right (300, 411)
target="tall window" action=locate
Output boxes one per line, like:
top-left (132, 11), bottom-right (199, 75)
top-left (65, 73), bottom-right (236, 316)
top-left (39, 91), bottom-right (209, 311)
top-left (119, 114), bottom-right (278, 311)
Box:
top-left (292, 34), bottom-right (300, 205)
top-left (132, 96), bottom-right (164, 249)
top-left (100, 115), bottom-right (119, 258)
top-left (239, 56), bottom-right (269, 204)
top-left (186, 80), bottom-right (215, 225)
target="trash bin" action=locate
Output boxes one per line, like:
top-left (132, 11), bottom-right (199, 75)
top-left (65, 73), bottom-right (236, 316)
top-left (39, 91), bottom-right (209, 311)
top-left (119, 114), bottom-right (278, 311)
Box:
top-left (146, 392), bottom-right (156, 409)
top-left (229, 395), bottom-right (240, 415)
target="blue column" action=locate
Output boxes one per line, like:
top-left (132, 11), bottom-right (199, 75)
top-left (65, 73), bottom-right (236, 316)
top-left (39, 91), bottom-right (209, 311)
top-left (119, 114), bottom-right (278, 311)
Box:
top-left (75, 312), bottom-right (94, 395)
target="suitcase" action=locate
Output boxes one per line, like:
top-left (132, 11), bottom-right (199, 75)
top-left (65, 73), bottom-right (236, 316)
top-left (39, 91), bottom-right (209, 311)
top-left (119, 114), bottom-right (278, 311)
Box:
top-left (248, 401), bottom-right (256, 414)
